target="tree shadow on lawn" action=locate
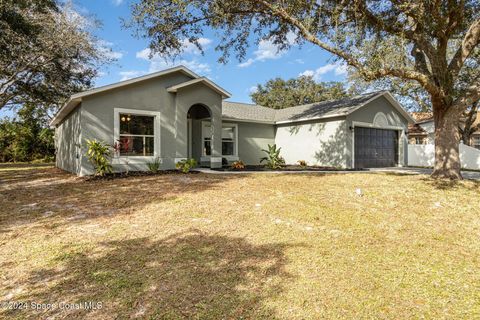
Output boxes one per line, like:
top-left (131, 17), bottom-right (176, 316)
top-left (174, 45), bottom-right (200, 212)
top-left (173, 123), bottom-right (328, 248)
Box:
top-left (371, 171), bottom-right (480, 190)
top-left (0, 167), bottom-right (240, 234)
top-left (3, 229), bottom-right (295, 319)
top-left (420, 177), bottom-right (480, 190)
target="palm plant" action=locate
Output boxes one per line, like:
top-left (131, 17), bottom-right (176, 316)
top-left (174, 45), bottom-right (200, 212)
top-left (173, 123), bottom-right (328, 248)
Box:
top-left (86, 139), bottom-right (113, 176)
top-left (260, 144), bottom-right (285, 169)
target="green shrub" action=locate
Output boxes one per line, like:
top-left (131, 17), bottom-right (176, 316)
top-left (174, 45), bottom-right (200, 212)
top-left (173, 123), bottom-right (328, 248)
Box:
top-left (86, 139), bottom-right (113, 176)
top-left (175, 158), bottom-right (197, 173)
top-left (260, 144), bottom-right (285, 169)
top-left (147, 157), bottom-right (161, 173)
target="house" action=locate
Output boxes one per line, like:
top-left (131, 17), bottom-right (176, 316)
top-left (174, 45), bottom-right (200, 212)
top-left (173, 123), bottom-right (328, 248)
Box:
top-left (408, 112), bottom-right (435, 144)
top-left (51, 66), bottom-right (415, 176)
top-left (408, 112), bottom-right (480, 148)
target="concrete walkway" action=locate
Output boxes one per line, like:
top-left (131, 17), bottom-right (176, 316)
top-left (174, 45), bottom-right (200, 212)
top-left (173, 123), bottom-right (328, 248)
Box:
top-left (194, 167), bottom-right (480, 180)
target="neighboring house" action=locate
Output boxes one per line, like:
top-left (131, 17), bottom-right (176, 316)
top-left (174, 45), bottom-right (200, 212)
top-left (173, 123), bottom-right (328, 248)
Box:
top-left (408, 112), bottom-right (435, 145)
top-left (408, 112), bottom-right (480, 148)
top-left (51, 66), bottom-right (414, 176)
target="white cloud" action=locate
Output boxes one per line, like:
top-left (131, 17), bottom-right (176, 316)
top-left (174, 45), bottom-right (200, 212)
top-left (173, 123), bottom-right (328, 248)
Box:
top-left (294, 59), bottom-right (305, 64)
top-left (333, 64), bottom-right (348, 76)
top-left (238, 31), bottom-right (297, 68)
top-left (181, 38), bottom-right (212, 55)
top-left (119, 70), bottom-right (146, 81)
top-left (238, 59), bottom-right (254, 68)
top-left (248, 86), bottom-right (258, 94)
top-left (299, 63), bottom-right (348, 81)
top-left (112, 0), bottom-right (124, 6)
top-left (98, 40), bottom-right (124, 60)
top-left (136, 48), bottom-right (211, 75)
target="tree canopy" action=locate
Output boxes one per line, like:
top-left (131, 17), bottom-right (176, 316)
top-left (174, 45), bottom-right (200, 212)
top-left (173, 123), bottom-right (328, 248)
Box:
top-left (127, 0), bottom-right (480, 179)
top-left (0, 0), bottom-right (110, 111)
top-left (251, 76), bottom-right (349, 109)
top-left (0, 103), bottom-right (54, 163)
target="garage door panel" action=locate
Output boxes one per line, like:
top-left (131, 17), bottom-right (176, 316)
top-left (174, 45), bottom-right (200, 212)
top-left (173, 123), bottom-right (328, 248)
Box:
top-left (354, 127), bottom-right (398, 168)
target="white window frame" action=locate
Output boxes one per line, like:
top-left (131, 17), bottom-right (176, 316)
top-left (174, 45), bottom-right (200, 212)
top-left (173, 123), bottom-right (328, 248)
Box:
top-left (113, 108), bottom-right (161, 163)
top-left (201, 121), bottom-right (239, 161)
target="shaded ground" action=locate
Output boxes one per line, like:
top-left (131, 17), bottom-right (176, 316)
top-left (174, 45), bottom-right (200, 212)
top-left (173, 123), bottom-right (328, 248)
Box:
top-left (370, 166), bottom-right (480, 180)
top-left (1, 164), bottom-right (479, 319)
top-left (211, 164), bottom-right (363, 172)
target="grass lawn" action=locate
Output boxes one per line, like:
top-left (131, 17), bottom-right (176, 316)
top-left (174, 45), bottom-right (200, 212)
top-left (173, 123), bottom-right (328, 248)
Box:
top-left (1, 165), bottom-right (479, 319)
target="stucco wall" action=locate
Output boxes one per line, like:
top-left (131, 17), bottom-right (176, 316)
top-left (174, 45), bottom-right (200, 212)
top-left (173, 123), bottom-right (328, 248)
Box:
top-left (79, 72), bottom-right (195, 175)
top-left (234, 121), bottom-right (275, 165)
top-left (419, 121), bottom-right (435, 144)
top-left (275, 118), bottom-right (348, 167)
top-left (55, 105), bottom-right (81, 174)
top-left (346, 96), bottom-right (409, 167)
top-left (174, 83), bottom-right (223, 168)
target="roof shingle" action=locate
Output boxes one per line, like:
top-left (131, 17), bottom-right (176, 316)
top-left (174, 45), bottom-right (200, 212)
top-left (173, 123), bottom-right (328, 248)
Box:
top-left (222, 91), bottom-right (386, 123)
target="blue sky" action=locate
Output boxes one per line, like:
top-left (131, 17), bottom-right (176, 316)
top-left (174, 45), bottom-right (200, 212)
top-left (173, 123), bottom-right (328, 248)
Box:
top-left (1, 0), bottom-right (347, 118)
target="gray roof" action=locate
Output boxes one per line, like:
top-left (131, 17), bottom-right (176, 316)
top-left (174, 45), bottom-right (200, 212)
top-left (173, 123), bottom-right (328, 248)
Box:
top-left (221, 101), bottom-right (277, 123)
top-left (273, 91), bottom-right (382, 122)
top-left (222, 91), bottom-right (404, 124)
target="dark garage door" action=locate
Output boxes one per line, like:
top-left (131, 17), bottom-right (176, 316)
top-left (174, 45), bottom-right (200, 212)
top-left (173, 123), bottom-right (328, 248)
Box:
top-left (354, 127), bottom-right (398, 168)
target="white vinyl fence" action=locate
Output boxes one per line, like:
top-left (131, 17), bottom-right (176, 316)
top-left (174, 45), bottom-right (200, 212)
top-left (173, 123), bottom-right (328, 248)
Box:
top-left (408, 144), bottom-right (480, 170)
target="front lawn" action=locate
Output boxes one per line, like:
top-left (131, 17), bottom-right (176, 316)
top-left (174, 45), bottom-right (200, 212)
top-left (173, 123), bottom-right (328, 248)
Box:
top-left (1, 165), bottom-right (479, 319)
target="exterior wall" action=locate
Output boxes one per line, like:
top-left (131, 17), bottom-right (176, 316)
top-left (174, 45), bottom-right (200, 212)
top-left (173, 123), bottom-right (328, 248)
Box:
top-left (234, 121), bottom-right (275, 165)
top-left (79, 72), bottom-right (193, 175)
top-left (55, 105), bottom-right (81, 174)
top-left (346, 96), bottom-right (409, 167)
top-left (275, 118), bottom-right (348, 167)
top-left (418, 121), bottom-right (435, 143)
top-left (174, 83), bottom-right (223, 168)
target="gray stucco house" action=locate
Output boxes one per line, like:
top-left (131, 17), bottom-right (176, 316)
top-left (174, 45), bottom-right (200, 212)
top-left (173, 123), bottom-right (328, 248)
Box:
top-left (51, 66), bottom-right (414, 176)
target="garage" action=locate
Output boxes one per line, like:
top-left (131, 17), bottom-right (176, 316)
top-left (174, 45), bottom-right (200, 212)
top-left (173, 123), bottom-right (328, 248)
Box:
top-left (354, 127), bottom-right (398, 168)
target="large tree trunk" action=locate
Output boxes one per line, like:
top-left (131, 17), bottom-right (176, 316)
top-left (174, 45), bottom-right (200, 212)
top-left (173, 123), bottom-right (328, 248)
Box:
top-left (461, 129), bottom-right (472, 146)
top-left (431, 100), bottom-right (463, 180)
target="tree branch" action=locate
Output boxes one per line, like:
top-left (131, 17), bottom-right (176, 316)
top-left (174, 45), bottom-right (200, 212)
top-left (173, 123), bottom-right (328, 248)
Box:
top-left (255, 0), bottom-right (439, 96)
top-left (448, 18), bottom-right (480, 77)
top-left (454, 82), bottom-right (480, 108)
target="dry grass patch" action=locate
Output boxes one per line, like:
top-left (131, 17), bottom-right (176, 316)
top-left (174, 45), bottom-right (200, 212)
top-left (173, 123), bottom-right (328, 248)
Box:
top-left (0, 166), bottom-right (479, 319)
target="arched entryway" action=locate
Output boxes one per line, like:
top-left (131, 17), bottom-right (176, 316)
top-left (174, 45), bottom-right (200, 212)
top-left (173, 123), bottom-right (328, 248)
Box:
top-left (187, 104), bottom-right (211, 165)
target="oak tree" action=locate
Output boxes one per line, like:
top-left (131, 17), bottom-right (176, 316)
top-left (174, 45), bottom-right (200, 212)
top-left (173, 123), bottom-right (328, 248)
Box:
top-left (251, 76), bottom-right (349, 109)
top-left (0, 0), bottom-right (109, 111)
top-left (127, 0), bottom-right (480, 179)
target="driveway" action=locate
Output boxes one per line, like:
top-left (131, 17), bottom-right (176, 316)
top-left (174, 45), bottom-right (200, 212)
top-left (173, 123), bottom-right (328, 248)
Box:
top-left (369, 167), bottom-right (480, 180)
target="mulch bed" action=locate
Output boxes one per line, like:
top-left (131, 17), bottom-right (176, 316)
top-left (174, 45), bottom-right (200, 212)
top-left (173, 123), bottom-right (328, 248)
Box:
top-left (84, 169), bottom-right (200, 181)
top-left (211, 165), bottom-right (365, 172)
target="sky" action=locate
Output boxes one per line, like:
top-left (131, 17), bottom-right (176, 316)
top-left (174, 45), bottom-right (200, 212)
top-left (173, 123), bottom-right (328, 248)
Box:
top-left (1, 0), bottom-right (348, 118)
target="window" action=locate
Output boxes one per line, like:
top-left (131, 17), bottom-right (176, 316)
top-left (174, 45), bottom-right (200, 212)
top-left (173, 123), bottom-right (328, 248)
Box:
top-left (202, 123), bottom-right (237, 157)
top-left (118, 113), bottom-right (154, 156)
top-left (473, 136), bottom-right (480, 149)
top-left (222, 126), bottom-right (235, 155)
top-left (203, 124), bottom-right (212, 156)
